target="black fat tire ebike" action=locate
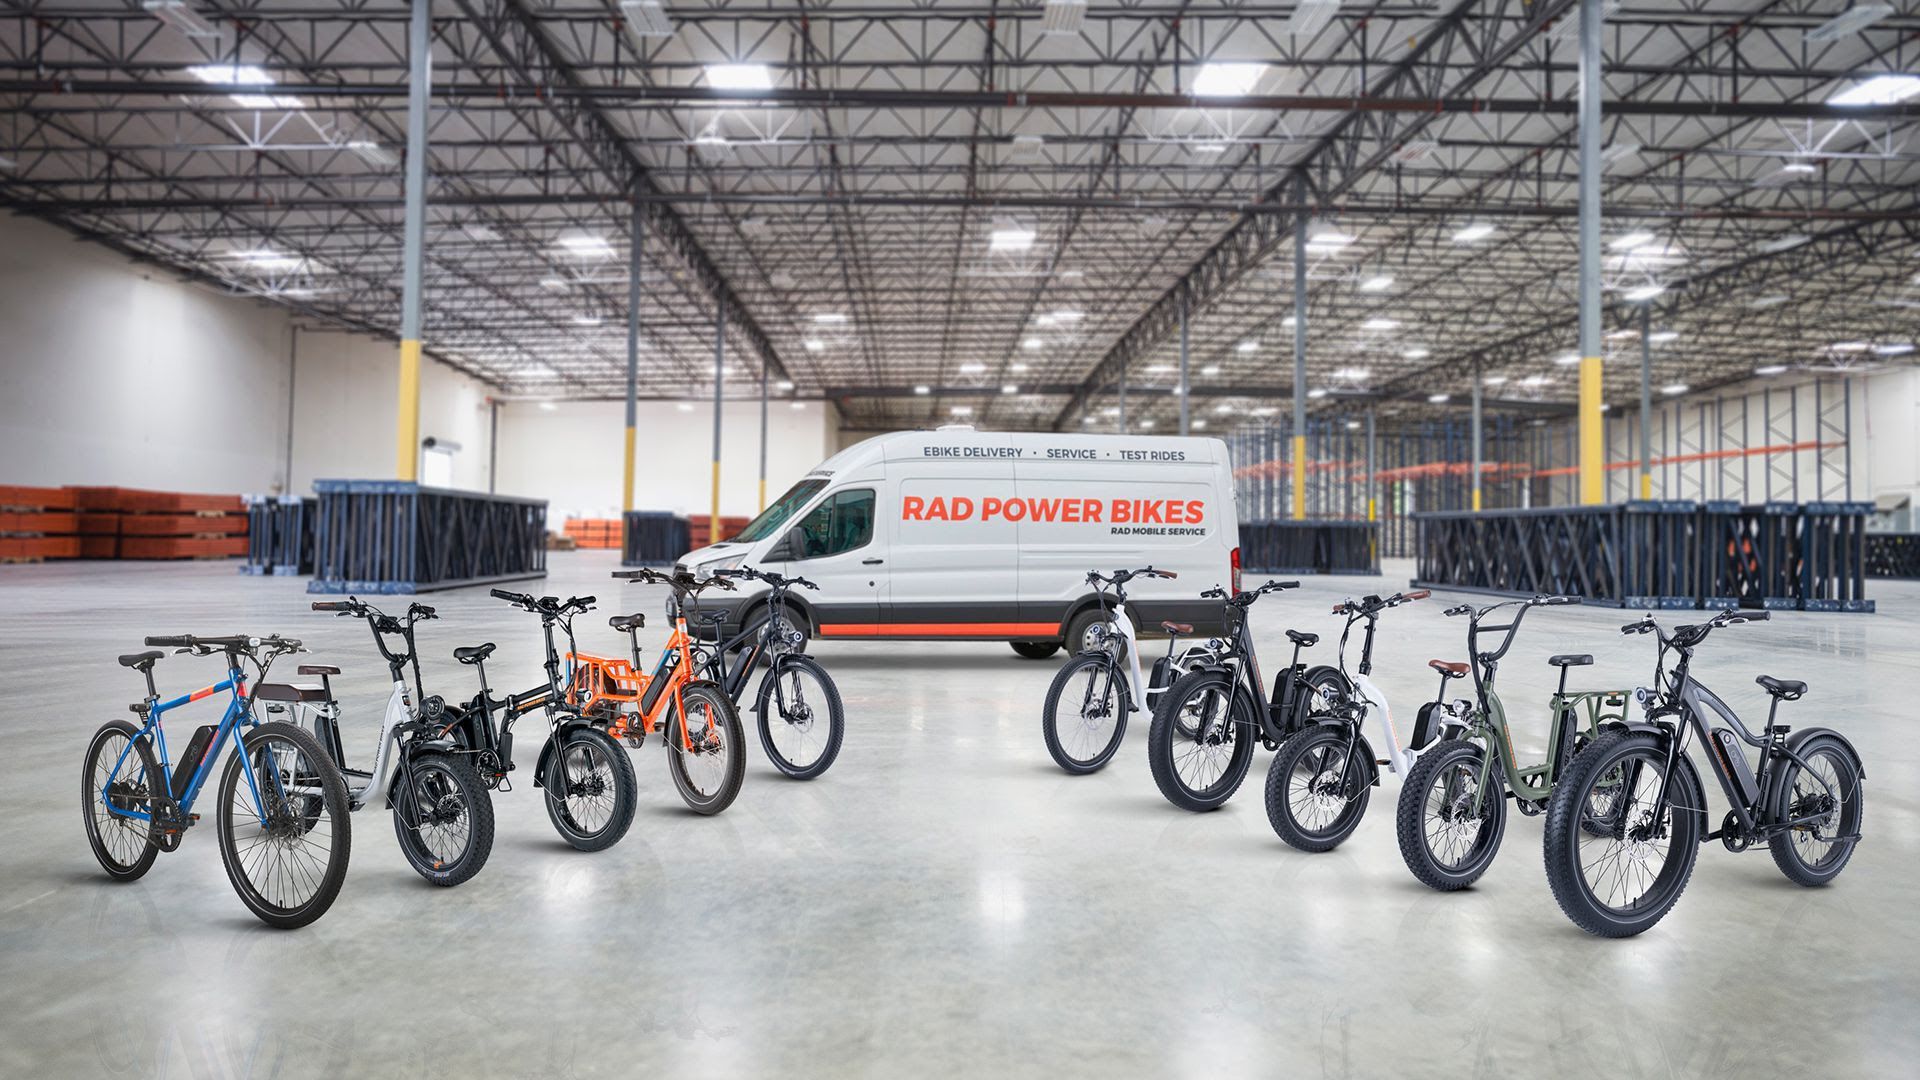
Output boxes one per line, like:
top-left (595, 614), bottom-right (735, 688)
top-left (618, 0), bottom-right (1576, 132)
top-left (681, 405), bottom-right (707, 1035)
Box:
top-left (1146, 580), bottom-right (1351, 812)
top-left (1542, 609), bottom-right (1866, 937)
top-left (439, 591), bottom-right (638, 852)
top-left (305, 598), bottom-right (495, 887)
top-left (705, 567), bottom-right (846, 780)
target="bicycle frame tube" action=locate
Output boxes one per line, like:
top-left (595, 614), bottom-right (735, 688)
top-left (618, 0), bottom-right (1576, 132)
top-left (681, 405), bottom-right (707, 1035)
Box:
top-left (101, 667), bottom-right (281, 824)
top-left (1112, 598), bottom-right (1148, 712)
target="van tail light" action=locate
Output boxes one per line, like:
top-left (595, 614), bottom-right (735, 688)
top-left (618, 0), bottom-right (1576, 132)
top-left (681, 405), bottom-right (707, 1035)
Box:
top-left (1231, 547), bottom-right (1243, 596)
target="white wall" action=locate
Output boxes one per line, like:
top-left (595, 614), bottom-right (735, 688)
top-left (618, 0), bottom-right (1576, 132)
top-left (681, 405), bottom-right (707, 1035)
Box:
top-left (494, 398), bottom-right (839, 522)
top-left (0, 213), bottom-right (495, 495)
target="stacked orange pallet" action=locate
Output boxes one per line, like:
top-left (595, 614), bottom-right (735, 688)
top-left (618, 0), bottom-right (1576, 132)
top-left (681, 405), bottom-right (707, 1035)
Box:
top-left (563, 518), bottom-right (624, 549)
top-left (64, 487), bottom-right (248, 559)
top-left (687, 515), bottom-right (750, 549)
top-left (0, 486), bottom-right (81, 561)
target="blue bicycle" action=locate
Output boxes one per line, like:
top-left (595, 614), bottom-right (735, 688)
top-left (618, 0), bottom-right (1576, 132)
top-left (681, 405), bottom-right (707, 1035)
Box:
top-left (81, 633), bottom-right (353, 929)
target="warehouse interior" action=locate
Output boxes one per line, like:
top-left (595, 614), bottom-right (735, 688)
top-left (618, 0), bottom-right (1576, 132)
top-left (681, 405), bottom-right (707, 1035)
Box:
top-left (2, 2), bottom-right (1917, 1077)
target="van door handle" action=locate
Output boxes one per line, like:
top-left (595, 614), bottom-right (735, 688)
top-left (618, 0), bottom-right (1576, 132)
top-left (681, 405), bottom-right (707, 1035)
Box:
top-left (862, 558), bottom-right (884, 565)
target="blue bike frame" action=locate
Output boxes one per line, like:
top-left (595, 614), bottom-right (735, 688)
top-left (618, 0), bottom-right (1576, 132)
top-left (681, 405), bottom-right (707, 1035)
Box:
top-left (100, 664), bottom-right (281, 828)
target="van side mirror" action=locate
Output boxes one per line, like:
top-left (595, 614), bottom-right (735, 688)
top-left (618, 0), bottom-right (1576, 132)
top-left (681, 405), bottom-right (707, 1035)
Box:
top-left (768, 525), bottom-right (808, 562)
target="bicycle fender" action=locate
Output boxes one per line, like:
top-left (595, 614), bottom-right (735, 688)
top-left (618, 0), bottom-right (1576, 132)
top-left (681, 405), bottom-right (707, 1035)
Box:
top-left (1349, 732), bottom-right (1381, 788)
top-left (1781, 727), bottom-right (1866, 782)
top-left (531, 716), bottom-right (600, 790)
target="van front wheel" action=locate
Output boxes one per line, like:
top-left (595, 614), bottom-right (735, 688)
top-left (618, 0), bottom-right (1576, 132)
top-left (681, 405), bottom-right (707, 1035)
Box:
top-left (1011, 641), bottom-right (1061, 660)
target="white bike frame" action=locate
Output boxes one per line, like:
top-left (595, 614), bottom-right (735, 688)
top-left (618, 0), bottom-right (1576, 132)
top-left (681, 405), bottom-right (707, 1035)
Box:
top-left (290, 680), bottom-right (412, 812)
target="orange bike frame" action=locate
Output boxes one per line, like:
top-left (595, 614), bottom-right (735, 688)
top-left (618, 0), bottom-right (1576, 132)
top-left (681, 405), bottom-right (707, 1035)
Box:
top-left (566, 610), bottom-right (706, 751)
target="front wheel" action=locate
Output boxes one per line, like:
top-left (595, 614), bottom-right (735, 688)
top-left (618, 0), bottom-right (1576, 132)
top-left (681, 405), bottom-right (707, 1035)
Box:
top-left (756, 655), bottom-right (845, 780)
top-left (216, 722), bottom-right (352, 929)
top-left (391, 752), bottom-right (495, 887)
top-left (1147, 669), bottom-right (1255, 812)
top-left (1396, 739), bottom-right (1508, 891)
top-left (543, 727), bottom-right (637, 851)
top-left (1766, 733), bottom-right (1863, 887)
top-left (1042, 653), bottom-right (1127, 775)
top-left (667, 683), bottom-right (747, 815)
top-left (1542, 729), bottom-right (1703, 937)
top-left (1265, 725), bottom-right (1371, 852)
top-left (81, 720), bottom-right (161, 881)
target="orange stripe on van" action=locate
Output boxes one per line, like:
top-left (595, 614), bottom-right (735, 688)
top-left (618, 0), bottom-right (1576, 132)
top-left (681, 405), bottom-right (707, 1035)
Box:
top-left (818, 622), bottom-right (1059, 638)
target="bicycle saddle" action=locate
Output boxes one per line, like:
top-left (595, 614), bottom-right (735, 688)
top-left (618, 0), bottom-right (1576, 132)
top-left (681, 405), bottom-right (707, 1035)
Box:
top-left (1161, 621), bottom-right (1193, 635)
top-left (1285, 629), bottom-right (1319, 648)
top-left (254, 682), bottom-right (329, 703)
top-left (1548, 654), bottom-right (1594, 668)
top-left (118, 650), bottom-right (164, 669)
top-left (1756, 675), bottom-right (1807, 699)
top-left (1428, 660), bottom-right (1469, 677)
top-left (454, 642), bottom-right (496, 665)
top-left (297, 664), bottom-right (341, 676)
top-left (609, 614), bottom-right (646, 632)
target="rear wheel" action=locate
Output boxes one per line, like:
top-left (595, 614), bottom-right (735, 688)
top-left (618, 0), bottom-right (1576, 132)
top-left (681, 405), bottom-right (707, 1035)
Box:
top-left (667, 683), bottom-right (747, 815)
top-left (1265, 725), bottom-right (1370, 852)
top-left (543, 727), bottom-right (637, 851)
top-left (81, 720), bottom-right (161, 881)
top-left (1766, 733), bottom-right (1863, 887)
top-left (1396, 739), bottom-right (1507, 890)
top-left (1042, 653), bottom-right (1127, 775)
top-left (1011, 641), bottom-right (1061, 660)
top-left (216, 722), bottom-right (352, 929)
top-left (391, 752), bottom-right (495, 887)
top-left (1147, 669), bottom-right (1255, 812)
top-left (755, 655), bottom-right (845, 780)
top-left (1542, 729), bottom-right (1702, 937)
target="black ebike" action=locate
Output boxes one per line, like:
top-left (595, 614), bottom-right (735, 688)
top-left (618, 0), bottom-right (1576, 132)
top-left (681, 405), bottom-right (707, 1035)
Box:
top-left (701, 566), bottom-right (846, 780)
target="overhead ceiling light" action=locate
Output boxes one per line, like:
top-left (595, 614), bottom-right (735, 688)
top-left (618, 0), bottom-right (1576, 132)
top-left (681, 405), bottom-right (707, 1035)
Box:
top-left (1306, 223), bottom-right (1355, 252)
top-left (959, 362), bottom-right (987, 374)
top-left (1307, 388), bottom-right (1328, 400)
top-left (790, 401), bottom-right (807, 411)
top-left (540, 277), bottom-right (569, 290)
top-left (1001, 384), bottom-right (1020, 395)
top-left (675, 402), bottom-right (696, 413)
top-left (768, 270), bottom-right (797, 289)
top-left (1023, 337), bottom-right (1044, 351)
top-left (776, 379), bottom-right (796, 391)
top-left (186, 63), bottom-right (304, 109)
top-left (556, 234), bottom-right (615, 259)
top-left (1780, 161), bottom-right (1819, 174)
top-left (1662, 383), bottom-right (1690, 395)
top-left (1482, 375), bottom-right (1510, 386)
top-left (692, 131), bottom-right (733, 160)
top-left (1237, 340), bottom-right (1260, 353)
top-left (1427, 393), bottom-right (1451, 404)
top-left (1828, 73), bottom-right (1920, 107)
top-left (705, 63), bottom-right (774, 91)
top-left (1807, 5), bottom-right (1894, 43)
top-left (1748, 294), bottom-right (1791, 309)
top-left (1214, 403), bottom-right (1234, 414)
top-left (812, 312), bottom-right (848, 324)
top-left (1359, 274), bottom-right (1394, 292)
top-left (1201, 364), bottom-right (1221, 376)
top-left (1600, 142), bottom-right (1641, 168)
top-left (1827, 341), bottom-right (1871, 353)
top-left (1040, 0), bottom-right (1089, 36)
top-left (1554, 352), bottom-right (1582, 366)
top-left (950, 405), bottom-right (974, 417)
top-left (1081, 416), bottom-right (1097, 425)
top-left (1284, 0), bottom-right (1342, 38)
top-left (459, 222), bottom-right (499, 242)
top-left (226, 248), bottom-right (301, 272)
top-left (346, 140), bottom-right (398, 167)
top-left (1402, 348), bottom-right (1431, 360)
top-left (989, 223), bottom-right (1037, 251)
top-left (619, 0), bottom-right (675, 42)
top-left (1145, 364), bottom-right (1173, 375)
top-left (1394, 140), bottom-right (1439, 166)
top-left (1610, 231), bottom-right (1655, 251)
top-left (1361, 318), bottom-right (1398, 331)
top-left (1873, 342), bottom-right (1915, 356)
top-left (1189, 141), bottom-right (1233, 155)
top-left (1623, 283), bottom-right (1666, 302)
top-left (1049, 309), bottom-right (1085, 323)
top-left (1452, 222), bottom-right (1495, 243)
top-left (1008, 134), bottom-right (1046, 161)
top-left (144, 1), bottom-right (220, 38)
top-left (1521, 375), bottom-right (1555, 389)
top-left (1192, 419), bottom-right (1208, 430)
top-left (1192, 62), bottom-right (1268, 98)
top-left (540, 401), bottom-right (559, 412)
top-left (1649, 330), bottom-right (1680, 344)
top-left (1139, 420), bottom-right (1155, 430)
top-left (572, 314), bottom-right (603, 327)
top-left (914, 385), bottom-right (931, 395)
top-left (1754, 364), bottom-right (1789, 376)
top-left (1101, 406), bottom-right (1121, 417)
top-left (1332, 367), bottom-right (1370, 380)
top-left (802, 338), bottom-right (825, 353)
top-left (1759, 233), bottom-right (1811, 254)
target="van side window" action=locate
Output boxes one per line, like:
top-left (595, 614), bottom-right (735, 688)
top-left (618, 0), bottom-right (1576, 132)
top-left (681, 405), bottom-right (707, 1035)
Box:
top-left (794, 489), bottom-right (875, 559)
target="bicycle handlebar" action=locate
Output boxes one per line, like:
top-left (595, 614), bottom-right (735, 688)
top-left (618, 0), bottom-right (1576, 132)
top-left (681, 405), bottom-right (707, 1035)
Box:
top-left (1331, 590), bottom-right (1423, 617)
top-left (713, 566), bottom-right (819, 591)
top-left (145, 634), bottom-right (304, 657)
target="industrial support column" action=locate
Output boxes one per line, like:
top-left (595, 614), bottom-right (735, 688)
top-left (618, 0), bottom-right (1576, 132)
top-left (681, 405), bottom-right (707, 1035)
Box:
top-left (1638, 305), bottom-right (1653, 499)
top-left (711, 303), bottom-right (726, 537)
top-left (1290, 199), bottom-right (1308, 520)
top-left (1576, 0), bottom-right (1606, 504)
top-left (757, 357), bottom-right (769, 512)
top-left (393, 0), bottom-right (432, 481)
top-left (1470, 363), bottom-right (1484, 511)
top-left (1178, 290), bottom-right (1191, 436)
top-left (1365, 410), bottom-right (1377, 521)
top-left (622, 201), bottom-right (642, 512)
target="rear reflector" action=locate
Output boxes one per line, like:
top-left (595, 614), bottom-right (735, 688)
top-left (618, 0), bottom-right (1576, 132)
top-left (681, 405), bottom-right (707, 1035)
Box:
top-left (1231, 547), bottom-right (1243, 595)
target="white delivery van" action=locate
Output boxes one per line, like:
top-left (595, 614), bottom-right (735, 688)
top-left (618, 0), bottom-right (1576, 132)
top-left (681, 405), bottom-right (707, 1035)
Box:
top-left (674, 426), bottom-right (1242, 657)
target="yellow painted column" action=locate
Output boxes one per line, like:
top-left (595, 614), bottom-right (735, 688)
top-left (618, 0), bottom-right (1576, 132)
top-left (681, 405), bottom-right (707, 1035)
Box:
top-left (759, 478), bottom-right (767, 513)
top-left (1579, 355), bottom-right (1605, 505)
top-left (1290, 434), bottom-right (1307, 520)
top-left (710, 467), bottom-right (722, 540)
top-left (621, 425), bottom-right (637, 512)
top-left (395, 339), bottom-right (421, 481)
top-left (1640, 472), bottom-right (1652, 500)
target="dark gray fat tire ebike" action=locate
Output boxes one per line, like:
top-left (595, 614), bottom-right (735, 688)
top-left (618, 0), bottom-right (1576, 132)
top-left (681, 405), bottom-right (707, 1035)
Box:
top-left (690, 566), bottom-right (846, 780)
top-left (1146, 580), bottom-right (1352, 812)
top-left (1543, 609), bottom-right (1865, 938)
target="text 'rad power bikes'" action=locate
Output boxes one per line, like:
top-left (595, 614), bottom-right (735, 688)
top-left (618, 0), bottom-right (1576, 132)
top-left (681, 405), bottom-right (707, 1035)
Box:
top-left (560, 568), bottom-right (747, 814)
top-left (83, 634), bottom-right (352, 929)
top-left (1543, 608), bottom-right (1865, 938)
top-left (431, 590), bottom-right (638, 850)
top-left (1392, 595), bottom-right (1626, 891)
top-left (300, 598), bottom-right (494, 886)
top-left (1262, 590), bottom-right (1428, 849)
top-left (1147, 579), bottom-right (1352, 811)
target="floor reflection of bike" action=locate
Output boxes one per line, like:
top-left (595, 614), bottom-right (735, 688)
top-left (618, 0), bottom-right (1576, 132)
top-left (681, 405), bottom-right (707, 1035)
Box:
top-left (1543, 609), bottom-right (1865, 938)
top-left (82, 634), bottom-right (351, 929)
top-left (299, 598), bottom-right (493, 886)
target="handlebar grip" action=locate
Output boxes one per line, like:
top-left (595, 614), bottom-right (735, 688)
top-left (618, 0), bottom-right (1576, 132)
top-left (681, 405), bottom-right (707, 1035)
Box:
top-left (1741, 610), bottom-right (1770, 622)
top-left (145, 635), bottom-right (191, 647)
top-left (489, 588), bottom-right (521, 602)
top-left (311, 601), bottom-right (348, 611)
top-left (1276, 580), bottom-right (1301, 590)
top-left (1402, 589), bottom-right (1430, 601)
top-left (1154, 569), bottom-right (1177, 579)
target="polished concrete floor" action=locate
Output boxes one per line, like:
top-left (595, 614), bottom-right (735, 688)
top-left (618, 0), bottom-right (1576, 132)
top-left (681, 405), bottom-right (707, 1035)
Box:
top-left (1, 552), bottom-right (1913, 1078)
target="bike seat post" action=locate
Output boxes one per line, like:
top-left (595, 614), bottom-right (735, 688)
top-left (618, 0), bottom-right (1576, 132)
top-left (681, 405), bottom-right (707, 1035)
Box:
top-left (627, 626), bottom-right (642, 668)
top-left (142, 664), bottom-right (159, 703)
top-left (1555, 664), bottom-right (1570, 698)
top-left (1765, 695), bottom-right (1782, 733)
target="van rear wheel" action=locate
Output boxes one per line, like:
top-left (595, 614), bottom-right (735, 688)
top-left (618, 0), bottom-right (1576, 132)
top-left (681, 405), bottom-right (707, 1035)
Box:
top-left (1011, 641), bottom-right (1061, 660)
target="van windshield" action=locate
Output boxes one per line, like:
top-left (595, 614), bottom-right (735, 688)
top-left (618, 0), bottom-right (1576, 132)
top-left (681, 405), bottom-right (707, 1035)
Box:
top-left (731, 478), bottom-right (829, 543)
